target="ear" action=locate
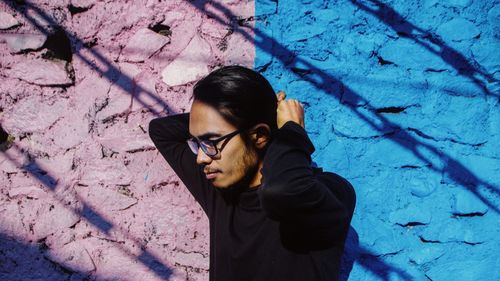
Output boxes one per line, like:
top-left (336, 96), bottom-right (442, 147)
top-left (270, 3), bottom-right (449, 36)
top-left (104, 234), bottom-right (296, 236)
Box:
top-left (250, 124), bottom-right (271, 149)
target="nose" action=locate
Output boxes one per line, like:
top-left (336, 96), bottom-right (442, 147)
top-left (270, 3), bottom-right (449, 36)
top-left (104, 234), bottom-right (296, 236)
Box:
top-left (196, 147), bottom-right (213, 165)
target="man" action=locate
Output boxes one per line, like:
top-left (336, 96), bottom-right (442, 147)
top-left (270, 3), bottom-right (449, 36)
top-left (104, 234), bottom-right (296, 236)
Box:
top-left (148, 65), bottom-right (355, 281)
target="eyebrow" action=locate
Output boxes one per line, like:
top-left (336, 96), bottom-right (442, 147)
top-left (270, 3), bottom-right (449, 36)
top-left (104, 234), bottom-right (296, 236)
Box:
top-left (194, 132), bottom-right (222, 140)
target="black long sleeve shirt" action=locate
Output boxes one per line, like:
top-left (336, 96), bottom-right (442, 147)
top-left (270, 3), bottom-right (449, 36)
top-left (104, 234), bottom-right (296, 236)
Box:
top-left (148, 113), bottom-right (355, 281)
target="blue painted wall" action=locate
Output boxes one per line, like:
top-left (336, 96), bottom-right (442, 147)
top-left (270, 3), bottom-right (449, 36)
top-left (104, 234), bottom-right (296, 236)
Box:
top-left (254, 0), bottom-right (499, 280)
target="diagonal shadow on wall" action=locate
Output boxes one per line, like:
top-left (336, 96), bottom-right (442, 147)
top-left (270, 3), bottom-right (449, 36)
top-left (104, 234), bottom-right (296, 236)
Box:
top-left (351, 0), bottom-right (498, 99)
top-left (1, 0), bottom-right (497, 280)
top-left (0, 1), bottom-right (180, 279)
top-left (0, 232), bottom-right (120, 281)
top-left (187, 0), bottom-right (499, 211)
top-left (187, 0), bottom-right (498, 280)
top-left (1, 0), bottom-right (173, 117)
top-left (0, 232), bottom-right (164, 281)
top-left (1, 143), bottom-right (173, 280)
top-left (340, 227), bottom-right (414, 281)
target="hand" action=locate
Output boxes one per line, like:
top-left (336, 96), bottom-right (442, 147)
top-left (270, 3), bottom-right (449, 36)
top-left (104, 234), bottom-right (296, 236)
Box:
top-left (276, 91), bottom-right (304, 129)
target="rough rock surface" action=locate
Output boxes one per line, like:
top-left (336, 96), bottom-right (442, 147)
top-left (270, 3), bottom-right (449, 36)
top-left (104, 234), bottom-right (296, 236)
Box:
top-left (7, 59), bottom-right (73, 86)
top-left (1, 0), bottom-right (498, 280)
top-left (0, 11), bottom-right (19, 29)
top-left (255, 0), bottom-right (499, 280)
top-left (161, 34), bottom-right (212, 86)
top-left (0, 0), bottom-right (253, 280)
top-left (1, 33), bottom-right (47, 53)
top-left (121, 28), bottom-right (171, 63)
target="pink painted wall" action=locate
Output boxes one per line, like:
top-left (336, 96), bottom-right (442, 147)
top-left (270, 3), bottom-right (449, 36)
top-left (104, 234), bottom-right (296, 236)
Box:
top-left (0, 1), bottom-right (254, 280)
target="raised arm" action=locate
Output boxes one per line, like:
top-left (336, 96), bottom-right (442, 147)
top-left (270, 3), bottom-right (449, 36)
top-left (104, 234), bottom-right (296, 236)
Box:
top-left (259, 96), bottom-right (355, 248)
top-left (148, 113), bottom-right (213, 213)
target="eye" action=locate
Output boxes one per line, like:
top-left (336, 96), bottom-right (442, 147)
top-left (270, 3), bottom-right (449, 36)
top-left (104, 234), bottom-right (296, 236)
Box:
top-left (200, 139), bottom-right (214, 145)
top-left (187, 138), bottom-right (200, 154)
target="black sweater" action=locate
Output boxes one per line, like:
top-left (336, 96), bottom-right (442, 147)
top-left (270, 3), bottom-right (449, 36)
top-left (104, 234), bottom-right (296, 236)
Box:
top-left (148, 113), bottom-right (355, 281)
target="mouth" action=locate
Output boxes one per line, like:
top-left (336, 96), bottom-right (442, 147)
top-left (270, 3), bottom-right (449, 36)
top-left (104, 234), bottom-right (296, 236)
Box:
top-left (204, 169), bottom-right (220, 180)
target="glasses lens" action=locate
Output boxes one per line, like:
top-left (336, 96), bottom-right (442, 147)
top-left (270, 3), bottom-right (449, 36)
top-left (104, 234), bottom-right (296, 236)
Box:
top-left (200, 140), bottom-right (217, 157)
top-left (187, 138), bottom-right (199, 154)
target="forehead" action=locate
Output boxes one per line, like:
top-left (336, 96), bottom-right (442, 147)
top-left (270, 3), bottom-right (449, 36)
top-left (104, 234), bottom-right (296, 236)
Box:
top-left (189, 100), bottom-right (236, 137)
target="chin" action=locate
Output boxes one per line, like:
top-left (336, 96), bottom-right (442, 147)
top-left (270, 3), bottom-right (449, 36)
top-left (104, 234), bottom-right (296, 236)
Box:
top-left (212, 176), bottom-right (241, 190)
top-left (212, 180), bottom-right (232, 189)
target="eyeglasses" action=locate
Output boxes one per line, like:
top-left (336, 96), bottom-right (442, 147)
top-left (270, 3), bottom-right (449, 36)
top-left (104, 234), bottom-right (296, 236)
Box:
top-left (187, 129), bottom-right (243, 158)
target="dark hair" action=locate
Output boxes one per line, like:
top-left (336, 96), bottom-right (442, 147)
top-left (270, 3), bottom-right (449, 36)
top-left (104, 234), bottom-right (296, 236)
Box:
top-left (193, 65), bottom-right (278, 133)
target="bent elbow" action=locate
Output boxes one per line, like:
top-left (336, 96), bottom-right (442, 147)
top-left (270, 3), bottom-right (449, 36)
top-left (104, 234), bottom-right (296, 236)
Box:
top-left (259, 182), bottom-right (293, 220)
top-left (259, 179), bottom-right (317, 221)
top-left (148, 118), bottom-right (159, 139)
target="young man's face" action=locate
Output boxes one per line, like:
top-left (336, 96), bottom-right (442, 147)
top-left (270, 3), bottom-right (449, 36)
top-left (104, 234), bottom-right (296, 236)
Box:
top-left (189, 100), bottom-right (259, 189)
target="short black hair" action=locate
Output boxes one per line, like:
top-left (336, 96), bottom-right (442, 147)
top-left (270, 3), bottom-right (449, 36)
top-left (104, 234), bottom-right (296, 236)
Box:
top-left (193, 65), bottom-right (278, 132)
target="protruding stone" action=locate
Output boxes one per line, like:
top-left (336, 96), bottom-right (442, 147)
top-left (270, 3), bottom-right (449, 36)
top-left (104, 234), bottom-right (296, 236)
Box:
top-left (98, 120), bottom-right (156, 154)
top-left (121, 28), bottom-right (170, 62)
top-left (32, 200), bottom-right (81, 239)
top-left (420, 219), bottom-right (484, 245)
top-left (72, 72), bottom-right (113, 117)
top-left (173, 251), bottom-right (209, 270)
top-left (225, 32), bottom-right (254, 66)
top-left (1, 95), bottom-right (66, 134)
top-left (442, 0), bottom-right (472, 7)
top-left (97, 63), bottom-right (141, 122)
top-left (70, 0), bottom-right (94, 9)
top-left (7, 59), bottom-right (73, 86)
top-left (0, 12), bottom-right (19, 29)
top-left (50, 116), bottom-right (89, 150)
top-left (161, 35), bottom-right (212, 86)
top-left (129, 72), bottom-right (164, 113)
top-left (389, 205), bottom-right (432, 226)
top-left (1, 33), bottom-right (47, 53)
top-left (356, 215), bottom-right (407, 256)
top-left (427, 71), bottom-right (485, 97)
top-left (0, 203), bottom-right (29, 239)
top-left (46, 242), bottom-right (96, 273)
top-left (426, 261), bottom-right (491, 281)
top-left (471, 41), bottom-right (500, 75)
top-left (437, 17), bottom-right (480, 42)
top-left (420, 94), bottom-right (490, 145)
top-left (200, 21), bottom-right (228, 40)
top-left (8, 186), bottom-right (47, 199)
top-left (488, 5), bottom-right (500, 33)
top-left (285, 21), bottom-right (327, 42)
top-left (370, 231), bottom-right (406, 256)
top-left (76, 185), bottom-right (137, 212)
top-left (410, 178), bottom-right (437, 198)
top-left (78, 158), bottom-right (133, 187)
top-left (408, 246), bottom-right (445, 265)
top-left (452, 189), bottom-right (488, 216)
top-left (0, 144), bottom-right (30, 173)
top-left (378, 38), bottom-right (448, 70)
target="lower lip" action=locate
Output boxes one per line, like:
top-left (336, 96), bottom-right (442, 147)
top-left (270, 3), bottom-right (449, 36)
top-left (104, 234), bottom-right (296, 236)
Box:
top-left (206, 172), bottom-right (219, 180)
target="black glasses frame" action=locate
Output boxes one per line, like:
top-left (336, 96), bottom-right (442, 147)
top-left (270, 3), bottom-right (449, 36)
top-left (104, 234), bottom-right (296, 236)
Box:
top-left (187, 129), bottom-right (243, 157)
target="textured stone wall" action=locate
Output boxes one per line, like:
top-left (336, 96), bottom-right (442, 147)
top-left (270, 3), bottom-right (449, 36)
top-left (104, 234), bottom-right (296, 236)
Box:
top-left (0, 1), bottom-right (254, 280)
top-left (254, 0), bottom-right (499, 280)
top-left (1, 0), bottom-right (499, 281)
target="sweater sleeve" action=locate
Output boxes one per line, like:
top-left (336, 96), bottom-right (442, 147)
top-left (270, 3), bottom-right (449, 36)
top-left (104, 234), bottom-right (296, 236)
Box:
top-left (148, 113), bottom-right (213, 213)
top-left (259, 121), bottom-right (356, 246)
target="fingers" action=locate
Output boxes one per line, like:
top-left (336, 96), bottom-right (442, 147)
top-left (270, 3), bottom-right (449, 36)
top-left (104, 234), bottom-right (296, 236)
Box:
top-left (278, 99), bottom-right (304, 112)
top-left (276, 97), bottom-right (305, 129)
top-left (276, 91), bottom-right (286, 102)
top-left (276, 95), bottom-right (304, 116)
top-left (276, 91), bottom-right (303, 109)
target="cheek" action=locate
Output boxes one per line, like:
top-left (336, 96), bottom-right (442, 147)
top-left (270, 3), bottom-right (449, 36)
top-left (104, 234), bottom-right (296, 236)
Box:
top-left (219, 143), bottom-right (256, 183)
top-left (230, 148), bottom-right (257, 179)
top-left (222, 150), bottom-right (246, 177)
